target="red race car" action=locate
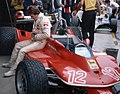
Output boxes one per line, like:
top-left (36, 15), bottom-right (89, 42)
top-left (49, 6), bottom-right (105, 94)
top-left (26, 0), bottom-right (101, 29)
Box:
top-left (0, 17), bottom-right (120, 94)
top-left (15, 29), bottom-right (120, 94)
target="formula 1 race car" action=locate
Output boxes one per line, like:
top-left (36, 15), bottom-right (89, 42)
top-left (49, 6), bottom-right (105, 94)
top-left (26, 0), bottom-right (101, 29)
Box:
top-left (0, 17), bottom-right (120, 94)
top-left (14, 32), bottom-right (120, 94)
top-left (95, 13), bottom-right (117, 33)
top-left (6, 19), bottom-right (118, 94)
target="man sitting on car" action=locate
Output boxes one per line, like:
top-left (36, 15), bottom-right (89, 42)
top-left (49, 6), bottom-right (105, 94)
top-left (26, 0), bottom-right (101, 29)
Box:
top-left (2, 5), bottom-right (52, 77)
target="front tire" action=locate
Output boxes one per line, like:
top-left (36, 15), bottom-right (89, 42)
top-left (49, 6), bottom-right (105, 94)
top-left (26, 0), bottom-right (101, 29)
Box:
top-left (15, 60), bottom-right (49, 94)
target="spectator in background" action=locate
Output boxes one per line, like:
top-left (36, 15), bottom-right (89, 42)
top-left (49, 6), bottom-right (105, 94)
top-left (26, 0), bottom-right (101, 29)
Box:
top-left (104, 0), bottom-right (120, 21)
top-left (71, 0), bottom-right (82, 26)
top-left (11, 0), bottom-right (24, 12)
top-left (62, 0), bottom-right (73, 26)
top-left (41, 0), bottom-right (50, 11)
top-left (10, 0), bottom-right (24, 26)
top-left (10, 0), bottom-right (24, 17)
top-left (72, 0), bottom-right (81, 12)
top-left (51, 0), bottom-right (64, 19)
top-left (23, 0), bottom-right (42, 15)
top-left (73, 0), bottom-right (101, 47)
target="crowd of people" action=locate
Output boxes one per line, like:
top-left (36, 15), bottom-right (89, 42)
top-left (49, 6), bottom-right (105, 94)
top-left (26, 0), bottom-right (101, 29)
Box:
top-left (2, 0), bottom-right (120, 77)
top-left (11, 0), bottom-right (120, 46)
top-left (11, 0), bottom-right (81, 24)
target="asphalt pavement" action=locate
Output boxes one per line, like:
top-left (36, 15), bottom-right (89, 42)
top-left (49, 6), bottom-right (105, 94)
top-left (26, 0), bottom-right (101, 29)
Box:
top-left (0, 56), bottom-right (16, 94)
top-left (0, 31), bottom-right (120, 94)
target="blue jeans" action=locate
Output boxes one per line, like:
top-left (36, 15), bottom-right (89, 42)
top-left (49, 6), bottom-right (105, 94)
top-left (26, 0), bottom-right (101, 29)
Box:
top-left (55, 8), bottom-right (62, 19)
top-left (62, 13), bottom-right (72, 26)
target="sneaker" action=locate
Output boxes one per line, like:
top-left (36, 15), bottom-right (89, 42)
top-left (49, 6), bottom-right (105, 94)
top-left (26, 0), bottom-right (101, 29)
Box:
top-left (3, 70), bottom-right (15, 77)
top-left (2, 63), bottom-right (11, 68)
top-left (84, 38), bottom-right (90, 45)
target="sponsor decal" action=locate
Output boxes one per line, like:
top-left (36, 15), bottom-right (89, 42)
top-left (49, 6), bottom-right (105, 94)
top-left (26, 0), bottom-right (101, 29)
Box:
top-left (102, 67), bottom-right (120, 81)
top-left (87, 60), bottom-right (99, 69)
top-left (67, 70), bottom-right (87, 84)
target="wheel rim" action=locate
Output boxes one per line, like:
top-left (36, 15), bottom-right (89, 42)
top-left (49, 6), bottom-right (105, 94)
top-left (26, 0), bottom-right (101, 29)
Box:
top-left (17, 68), bottom-right (27, 94)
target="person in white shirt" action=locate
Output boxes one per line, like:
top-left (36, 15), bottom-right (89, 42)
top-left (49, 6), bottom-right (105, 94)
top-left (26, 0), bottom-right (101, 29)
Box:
top-left (105, 0), bottom-right (119, 21)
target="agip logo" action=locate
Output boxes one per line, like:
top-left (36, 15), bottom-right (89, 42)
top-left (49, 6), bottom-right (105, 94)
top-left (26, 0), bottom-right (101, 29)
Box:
top-left (87, 60), bottom-right (99, 69)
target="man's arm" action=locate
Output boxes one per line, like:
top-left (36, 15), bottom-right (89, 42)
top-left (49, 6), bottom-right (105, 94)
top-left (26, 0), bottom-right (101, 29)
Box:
top-left (32, 0), bottom-right (36, 4)
top-left (80, 0), bottom-right (84, 6)
top-left (108, 1), bottom-right (119, 17)
top-left (34, 17), bottom-right (52, 41)
top-left (112, 2), bottom-right (119, 16)
top-left (74, 0), bottom-right (84, 11)
top-left (73, 0), bottom-right (84, 16)
top-left (97, 0), bottom-right (101, 16)
top-left (114, 7), bottom-right (119, 16)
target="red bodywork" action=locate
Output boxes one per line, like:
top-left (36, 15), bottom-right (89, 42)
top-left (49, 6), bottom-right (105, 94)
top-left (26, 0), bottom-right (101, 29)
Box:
top-left (16, 29), bottom-right (120, 94)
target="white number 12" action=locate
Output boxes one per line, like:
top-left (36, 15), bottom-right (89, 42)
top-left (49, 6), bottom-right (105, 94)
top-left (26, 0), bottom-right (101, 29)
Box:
top-left (68, 70), bottom-right (87, 84)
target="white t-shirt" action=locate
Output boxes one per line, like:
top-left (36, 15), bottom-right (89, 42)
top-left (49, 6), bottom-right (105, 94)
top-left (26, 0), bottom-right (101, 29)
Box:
top-left (110, 1), bottom-right (119, 8)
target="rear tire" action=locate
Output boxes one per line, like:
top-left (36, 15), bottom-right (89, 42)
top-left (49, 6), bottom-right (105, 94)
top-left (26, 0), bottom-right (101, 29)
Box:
top-left (0, 27), bottom-right (17, 55)
top-left (15, 59), bottom-right (49, 94)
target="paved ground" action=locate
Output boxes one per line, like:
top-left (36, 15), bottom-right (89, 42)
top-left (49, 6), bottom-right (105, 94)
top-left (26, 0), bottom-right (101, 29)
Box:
top-left (0, 31), bottom-right (119, 94)
top-left (93, 32), bottom-right (116, 52)
top-left (0, 56), bottom-right (16, 94)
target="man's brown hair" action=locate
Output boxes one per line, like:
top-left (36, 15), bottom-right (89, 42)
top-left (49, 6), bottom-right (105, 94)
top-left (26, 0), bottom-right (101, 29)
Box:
top-left (105, 0), bottom-right (110, 3)
top-left (27, 5), bottom-right (40, 15)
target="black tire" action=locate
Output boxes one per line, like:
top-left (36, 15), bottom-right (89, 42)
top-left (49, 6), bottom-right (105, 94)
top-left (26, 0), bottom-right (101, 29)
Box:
top-left (106, 48), bottom-right (118, 59)
top-left (15, 59), bottom-right (49, 94)
top-left (69, 27), bottom-right (83, 40)
top-left (110, 18), bottom-right (117, 33)
top-left (0, 27), bottom-right (17, 55)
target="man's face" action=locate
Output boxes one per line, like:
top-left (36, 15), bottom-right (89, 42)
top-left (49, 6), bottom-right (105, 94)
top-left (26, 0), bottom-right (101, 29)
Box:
top-left (30, 14), bottom-right (38, 20)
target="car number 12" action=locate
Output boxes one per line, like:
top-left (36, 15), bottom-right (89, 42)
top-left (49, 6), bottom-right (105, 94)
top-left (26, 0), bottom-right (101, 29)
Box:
top-left (68, 70), bottom-right (87, 84)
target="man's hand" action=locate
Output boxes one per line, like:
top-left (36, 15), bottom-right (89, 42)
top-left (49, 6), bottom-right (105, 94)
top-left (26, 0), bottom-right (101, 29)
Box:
top-left (32, 29), bottom-right (39, 34)
top-left (34, 33), bottom-right (49, 41)
top-left (72, 10), bottom-right (78, 16)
